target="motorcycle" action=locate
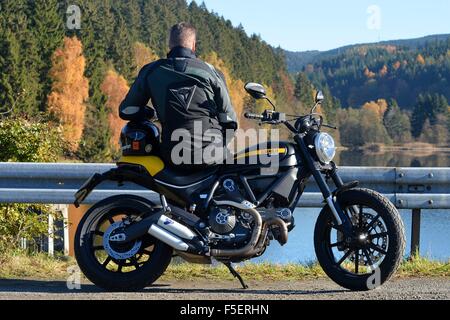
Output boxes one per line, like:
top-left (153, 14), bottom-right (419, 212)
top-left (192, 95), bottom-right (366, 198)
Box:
top-left (73, 83), bottom-right (405, 291)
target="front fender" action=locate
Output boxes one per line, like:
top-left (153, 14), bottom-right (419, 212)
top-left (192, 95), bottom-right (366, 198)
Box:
top-left (74, 164), bottom-right (157, 207)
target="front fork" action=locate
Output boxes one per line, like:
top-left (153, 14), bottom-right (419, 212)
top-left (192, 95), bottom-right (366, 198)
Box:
top-left (295, 135), bottom-right (353, 236)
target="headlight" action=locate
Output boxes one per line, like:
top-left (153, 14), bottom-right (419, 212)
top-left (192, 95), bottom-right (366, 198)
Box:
top-left (314, 133), bottom-right (336, 164)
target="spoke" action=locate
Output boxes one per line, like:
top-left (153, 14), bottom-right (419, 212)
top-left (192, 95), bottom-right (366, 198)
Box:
top-left (355, 250), bottom-right (359, 274)
top-left (330, 241), bottom-right (344, 248)
top-left (364, 214), bottom-right (380, 232)
top-left (130, 257), bottom-right (140, 270)
top-left (102, 256), bottom-right (112, 267)
top-left (336, 249), bottom-right (353, 266)
top-left (117, 261), bottom-right (124, 273)
top-left (369, 232), bottom-right (389, 240)
top-left (359, 205), bottom-right (363, 228)
top-left (362, 249), bottom-right (374, 268)
top-left (142, 249), bottom-right (154, 256)
top-left (367, 243), bottom-right (387, 255)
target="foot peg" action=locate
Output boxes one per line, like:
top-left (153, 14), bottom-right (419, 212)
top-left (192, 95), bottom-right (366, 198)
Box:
top-left (224, 262), bottom-right (248, 289)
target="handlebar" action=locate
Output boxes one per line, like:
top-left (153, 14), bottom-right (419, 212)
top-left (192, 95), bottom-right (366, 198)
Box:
top-left (244, 110), bottom-right (334, 134)
top-left (244, 112), bottom-right (264, 120)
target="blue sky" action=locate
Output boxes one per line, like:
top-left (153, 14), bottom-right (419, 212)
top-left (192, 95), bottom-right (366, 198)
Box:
top-left (189, 0), bottom-right (450, 52)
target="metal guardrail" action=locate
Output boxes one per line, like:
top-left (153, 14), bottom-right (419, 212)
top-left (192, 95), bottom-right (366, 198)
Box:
top-left (0, 162), bottom-right (449, 255)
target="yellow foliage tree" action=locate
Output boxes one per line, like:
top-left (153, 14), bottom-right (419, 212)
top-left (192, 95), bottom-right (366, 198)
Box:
top-left (133, 42), bottom-right (159, 76)
top-left (47, 37), bottom-right (89, 152)
top-left (100, 70), bottom-right (129, 150)
top-left (202, 52), bottom-right (247, 123)
top-left (362, 99), bottom-right (388, 119)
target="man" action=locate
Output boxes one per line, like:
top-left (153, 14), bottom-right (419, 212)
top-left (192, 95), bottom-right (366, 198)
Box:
top-left (119, 22), bottom-right (237, 168)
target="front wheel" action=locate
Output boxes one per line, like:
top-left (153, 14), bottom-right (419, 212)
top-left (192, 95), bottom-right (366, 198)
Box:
top-left (314, 188), bottom-right (405, 291)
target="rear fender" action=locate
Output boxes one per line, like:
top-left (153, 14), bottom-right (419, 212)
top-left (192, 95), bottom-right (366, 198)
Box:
top-left (74, 164), bottom-right (157, 207)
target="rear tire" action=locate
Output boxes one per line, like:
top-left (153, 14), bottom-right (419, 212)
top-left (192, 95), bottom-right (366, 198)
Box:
top-left (314, 188), bottom-right (405, 291)
top-left (74, 195), bottom-right (173, 291)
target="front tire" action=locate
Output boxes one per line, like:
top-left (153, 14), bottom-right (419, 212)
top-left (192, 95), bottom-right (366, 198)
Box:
top-left (314, 188), bottom-right (405, 291)
top-left (74, 195), bottom-right (173, 291)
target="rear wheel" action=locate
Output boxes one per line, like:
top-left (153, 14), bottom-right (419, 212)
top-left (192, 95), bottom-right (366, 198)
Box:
top-left (314, 188), bottom-right (405, 291)
top-left (74, 195), bottom-right (173, 291)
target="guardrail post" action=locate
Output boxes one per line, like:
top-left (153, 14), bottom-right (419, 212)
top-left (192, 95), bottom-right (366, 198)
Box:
top-left (411, 208), bottom-right (421, 256)
top-left (48, 213), bottom-right (54, 256)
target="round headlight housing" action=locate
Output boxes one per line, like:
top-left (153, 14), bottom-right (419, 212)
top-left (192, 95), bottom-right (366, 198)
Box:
top-left (314, 133), bottom-right (336, 164)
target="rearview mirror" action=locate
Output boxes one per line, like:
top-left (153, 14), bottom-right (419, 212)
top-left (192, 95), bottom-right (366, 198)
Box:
top-left (245, 83), bottom-right (266, 100)
top-left (315, 91), bottom-right (324, 104)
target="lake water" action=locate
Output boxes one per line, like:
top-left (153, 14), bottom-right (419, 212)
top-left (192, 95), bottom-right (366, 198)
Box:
top-left (255, 150), bottom-right (450, 264)
top-left (336, 148), bottom-right (450, 167)
top-left (255, 208), bottom-right (450, 264)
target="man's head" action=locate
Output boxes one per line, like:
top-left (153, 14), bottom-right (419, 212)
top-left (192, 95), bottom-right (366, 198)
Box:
top-left (169, 22), bottom-right (197, 52)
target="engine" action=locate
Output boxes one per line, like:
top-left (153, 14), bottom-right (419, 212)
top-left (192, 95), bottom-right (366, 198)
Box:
top-left (207, 205), bottom-right (253, 249)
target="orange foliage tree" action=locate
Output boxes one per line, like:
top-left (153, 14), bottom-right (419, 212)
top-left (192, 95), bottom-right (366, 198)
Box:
top-left (416, 54), bottom-right (426, 65)
top-left (379, 65), bottom-right (388, 77)
top-left (47, 37), bottom-right (89, 152)
top-left (364, 67), bottom-right (376, 79)
top-left (133, 42), bottom-right (159, 76)
top-left (100, 70), bottom-right (129, 151)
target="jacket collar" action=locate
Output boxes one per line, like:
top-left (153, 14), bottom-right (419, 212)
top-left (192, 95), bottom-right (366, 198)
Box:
top-left (167, 46), bottom-right (196, 59)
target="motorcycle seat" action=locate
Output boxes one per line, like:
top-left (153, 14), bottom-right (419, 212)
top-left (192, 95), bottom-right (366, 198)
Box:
top-left (153, 165), bottom-right (219, 188)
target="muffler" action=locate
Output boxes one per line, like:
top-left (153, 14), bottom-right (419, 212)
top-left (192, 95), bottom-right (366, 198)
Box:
top-left (148, 224), bottom-right (190, 251)
top-left (116, 209), bottom-right (199, 252)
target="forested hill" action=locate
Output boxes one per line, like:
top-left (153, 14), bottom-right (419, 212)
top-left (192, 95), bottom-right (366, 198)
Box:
top-left (286, 34), bottom-right (450, 73)
top-left (0, 0), bottom-right (288, 161)
top-left (285, 34), bottom-right (450, 108)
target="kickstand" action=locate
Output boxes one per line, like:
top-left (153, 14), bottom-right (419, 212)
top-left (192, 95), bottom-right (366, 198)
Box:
top-left (224, 262), bottom-right (248, 289)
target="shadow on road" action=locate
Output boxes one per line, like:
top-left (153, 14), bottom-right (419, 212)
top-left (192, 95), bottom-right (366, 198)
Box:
top-left (0, 278), bottom-right (346, 296)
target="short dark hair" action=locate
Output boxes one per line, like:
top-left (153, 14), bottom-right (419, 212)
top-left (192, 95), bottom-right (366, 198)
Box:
top-left (169, 22), bottom-right (197, 49)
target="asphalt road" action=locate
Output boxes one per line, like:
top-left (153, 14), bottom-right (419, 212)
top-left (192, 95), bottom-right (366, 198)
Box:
top-left (0, 277), bottom-right (448, 300)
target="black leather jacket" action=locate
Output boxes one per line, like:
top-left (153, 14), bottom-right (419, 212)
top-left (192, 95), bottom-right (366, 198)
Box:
top-left (119, 46), bottom-right (237, 161)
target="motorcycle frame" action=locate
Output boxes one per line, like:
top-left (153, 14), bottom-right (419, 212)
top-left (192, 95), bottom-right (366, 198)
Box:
top-left (74, 129), bottom-right (355, 238)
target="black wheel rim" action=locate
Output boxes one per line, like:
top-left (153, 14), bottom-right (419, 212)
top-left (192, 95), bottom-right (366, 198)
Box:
top-left (325, 204), bottom-right (389, 275)
top-left (89, 207), bottom-right (156, 274)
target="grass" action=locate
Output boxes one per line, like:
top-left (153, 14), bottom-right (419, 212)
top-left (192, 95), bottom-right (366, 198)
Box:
top-left (0, 251), bottom-right (448, 282)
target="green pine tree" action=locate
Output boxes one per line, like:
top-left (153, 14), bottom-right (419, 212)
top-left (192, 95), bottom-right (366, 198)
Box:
top-left (294, 72), bottom-right (314, 107)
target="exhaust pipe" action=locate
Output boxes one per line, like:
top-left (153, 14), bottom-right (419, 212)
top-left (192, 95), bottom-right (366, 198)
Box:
top-left (117, 209), bottom-right (199, 253)
top-left (148, 224), bottom-right (190, 252)
top-left (147, 214), bottom-right (200, 252)
top-left (155, 215), bottom-right (197, 240)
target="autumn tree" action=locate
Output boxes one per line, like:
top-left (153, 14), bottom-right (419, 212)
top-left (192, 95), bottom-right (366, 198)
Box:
top-left (47, 37), bottom-right (89, 152)
top-left (203, 52), bottom-right (246, 123)
top-left (100, 70), bottom-right (129, 152)
top-left (133, 42), bottom-right (159, 76)
top-left (362, 99), bottom-right (388, 119)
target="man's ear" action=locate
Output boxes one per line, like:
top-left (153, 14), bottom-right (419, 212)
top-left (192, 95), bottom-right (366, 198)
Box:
top-left (192, 40), bottom-right (196, 53)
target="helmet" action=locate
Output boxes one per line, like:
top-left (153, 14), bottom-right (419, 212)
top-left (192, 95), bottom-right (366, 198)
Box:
top-left (120, 121), bottom-right (160, 156)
